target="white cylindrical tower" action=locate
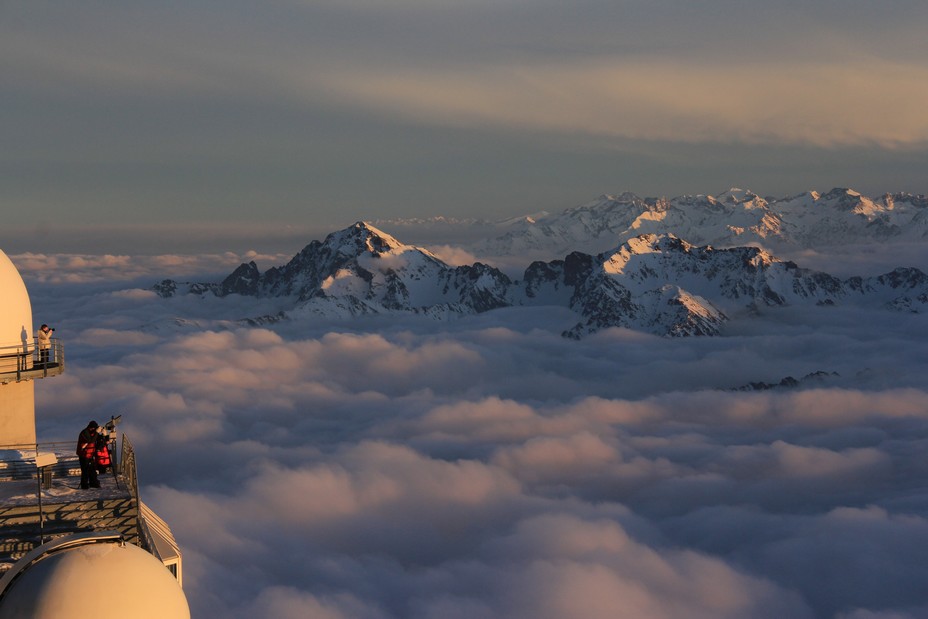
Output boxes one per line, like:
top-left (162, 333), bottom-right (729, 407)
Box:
top-left (0, 249), bottom-right (36, 446)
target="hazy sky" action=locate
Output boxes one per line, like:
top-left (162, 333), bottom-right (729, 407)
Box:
top-left (3, 0), bottom-right (928, 252)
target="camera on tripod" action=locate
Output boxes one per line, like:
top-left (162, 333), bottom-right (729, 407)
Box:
top-left (101, 415), bottom-right (121, 441)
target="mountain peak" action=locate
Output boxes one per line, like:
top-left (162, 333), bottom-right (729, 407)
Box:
top-left (625, 233), bottom-right (690, 254)
top-left (820, 187), bottom-right (861, 201)
top-left (712, 188), bottom-right (766, 208)
top-left (717, 187), bottom-right (745, 199)
top-left (324, 221), bottom-right (407, 257)
top-left (601, 234), bottom-right (691, 275)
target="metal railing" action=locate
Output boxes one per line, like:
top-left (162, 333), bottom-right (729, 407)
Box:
top-left (0, 442), bottom-right (77, 482)
top-left (120, 433), bottom-right (138, 500)
top-left (1, 435), bottom-right (183, 584)
top-left (0, 439), bottom-right (134, 550)
top-left (0, 339), bottom-right (64, 382)
top-left (105, 436), bottom-right (183, 584)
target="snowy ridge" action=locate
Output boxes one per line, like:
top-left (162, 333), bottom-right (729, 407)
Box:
top-left (469, 187), bottom-right (928, 258)
top-left (563, 233), bottom-right (927, 336)
top-left (154, 222), bottom-right (928, 338)
top-left (156, 222), bottom-right (512, 318)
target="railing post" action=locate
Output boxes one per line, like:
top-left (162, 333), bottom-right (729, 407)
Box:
top-left (34, 445), bottom-right (45, 544)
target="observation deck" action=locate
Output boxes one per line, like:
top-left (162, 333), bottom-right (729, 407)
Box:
top-left (0, 435), bottom-right (182, 583)
top-left (0, 339), bottom-right (64, 385)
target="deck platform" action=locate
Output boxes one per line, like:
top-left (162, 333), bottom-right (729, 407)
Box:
top-left (0, 449), bottom-right (137, 573)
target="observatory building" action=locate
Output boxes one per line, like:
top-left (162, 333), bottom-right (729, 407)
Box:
top-left (0, 248), bottom-right (189, 618)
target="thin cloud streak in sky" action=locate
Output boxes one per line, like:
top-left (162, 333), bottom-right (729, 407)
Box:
top-left (319, 58), bottom-right (928, 148)
top-left (15, 29), bottom-right (926, 149)
top-left (6, 3), bottom-right (927, 151)
top-left (6, 4), bottom-right (928, 152)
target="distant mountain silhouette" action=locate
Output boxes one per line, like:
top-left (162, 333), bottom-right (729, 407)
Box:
top-left (154, 221), bottom-right (928, 337)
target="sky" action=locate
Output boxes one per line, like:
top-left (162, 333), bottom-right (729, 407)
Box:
top-left (13, 252), bottom-right (928, 619)
top-left (4, 4), bottom-right (928, 612)
top-left (4, 0), bottom-right (928, 254)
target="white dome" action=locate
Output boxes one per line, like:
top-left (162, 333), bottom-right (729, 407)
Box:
top-left (0, 249), bottom-right (32, 348)
top-left (0, 249), bottom-right (36, 445)
top-left (0, 540), bottom-right (190, 618)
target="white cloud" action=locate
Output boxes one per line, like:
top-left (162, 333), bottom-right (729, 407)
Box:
top-left (241, 587), bottom-right (389, 619)
top-left (22, 251), bottom-right (928, 619)
top-left (10, 251), bottom-right (282, 284)
top-left (75, 328), bottom-right (160, 347)
top-left (424, 245), bottom-right (484, 268)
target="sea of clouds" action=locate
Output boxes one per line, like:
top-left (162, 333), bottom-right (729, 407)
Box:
top-left (16, 250), bottom-right (928, 619)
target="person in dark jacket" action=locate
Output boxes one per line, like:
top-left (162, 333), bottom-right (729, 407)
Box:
top-left (77, 420), bottom-right (100, 489)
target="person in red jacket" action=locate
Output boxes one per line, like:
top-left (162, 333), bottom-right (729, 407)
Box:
top-left (95, 433), bottom-right (111, 474)
top-left (76, 420), bottom-right (100, 489)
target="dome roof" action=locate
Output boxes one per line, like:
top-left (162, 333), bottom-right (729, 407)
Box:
top-left (0, 539), bottom-right (189, 618)
top-left (0, 249), bottom-right (32, 348)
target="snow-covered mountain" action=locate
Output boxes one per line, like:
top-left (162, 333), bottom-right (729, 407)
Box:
top-left (156, 222), bottom-right (512, 318)
top-left (154, 222), bottom-right (928, 338)
top-left (536, 234), bottom-right (928, 337)
top-left (468, 188), bottom-right (928, 258)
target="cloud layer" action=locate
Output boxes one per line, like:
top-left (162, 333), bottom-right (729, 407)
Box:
top-left (8, 4), bottom-right (927, 150)
top-left (19, 252), bottom-right (928, 619)
top-left (320, 58), bottom-right (928, 149)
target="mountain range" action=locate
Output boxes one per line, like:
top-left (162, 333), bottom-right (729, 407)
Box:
top-left (443, 187), bottom-right (928, 259)
top-left (154, 220), bottom-right (928, 338)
